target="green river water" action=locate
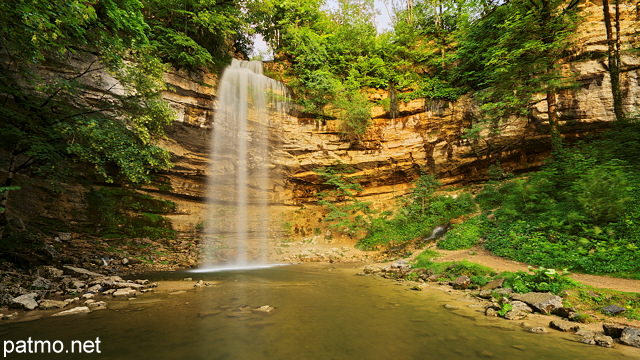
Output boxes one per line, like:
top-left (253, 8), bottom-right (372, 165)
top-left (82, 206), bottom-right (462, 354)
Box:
top-left (1, 264), bottom-right (638, 359)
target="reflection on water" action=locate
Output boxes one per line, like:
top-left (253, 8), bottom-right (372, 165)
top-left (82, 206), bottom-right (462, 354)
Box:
top-left (2, 264), bottom-right (637, 359)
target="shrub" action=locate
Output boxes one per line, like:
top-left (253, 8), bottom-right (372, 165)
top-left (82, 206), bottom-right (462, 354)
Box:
top-left (438, 216), bottom-right (484, 250)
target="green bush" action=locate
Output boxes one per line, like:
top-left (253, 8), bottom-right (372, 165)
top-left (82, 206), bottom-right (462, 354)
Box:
top-left (437, 216), bottom-right (484, 250)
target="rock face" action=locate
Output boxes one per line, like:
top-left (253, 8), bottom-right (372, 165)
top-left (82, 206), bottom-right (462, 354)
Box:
top-left (3, 3), bottom-right (639, 240)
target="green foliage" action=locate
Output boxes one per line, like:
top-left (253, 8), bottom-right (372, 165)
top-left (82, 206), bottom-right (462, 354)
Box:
top-left (142, 0), bottom-right (250, 70)
top-left (475, 124), bottom-right (640, 277)
top-left (86, 187), bottom-right (176, 239)
top-left (357, 174), bottom-right (476, 249)
top-left (497, 303), bottom-right (513, 317)
top-left (437, 216), bottom-right (484, 250)
top-left (314, 163), bottom-right (376, 237)
top-left (501, 267), bottom-right (578, 295)
top-left (0, 0), bottom-right (175, 192)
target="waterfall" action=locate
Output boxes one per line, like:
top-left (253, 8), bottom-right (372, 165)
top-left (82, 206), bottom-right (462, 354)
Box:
top-left (198, 59), bottom-right (287, 271)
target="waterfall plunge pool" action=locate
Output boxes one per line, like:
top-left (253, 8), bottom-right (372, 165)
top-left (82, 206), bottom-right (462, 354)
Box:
top-left (2, 264), bottom-right (637, 359)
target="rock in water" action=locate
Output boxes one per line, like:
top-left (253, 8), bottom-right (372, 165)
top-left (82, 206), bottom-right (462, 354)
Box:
top-left (620, 327), bottom-right (640, 347)
top-left (549, 320), bottom-right (580, 332)
top-left (452, 276), bottom-right (471, 290)
top-left (52, 306), bottom-right (91, 317)
top-left (11, 293), bottom-right (38, 310)
top-left (38, 300), bottom-right (67, 310)
top-left (511, 292), bottom-right (563, 314)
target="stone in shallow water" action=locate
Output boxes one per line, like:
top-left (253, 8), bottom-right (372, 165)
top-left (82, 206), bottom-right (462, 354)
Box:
top-left (620, 327), bottom-right (640, 347)
top-left (11, 293), bottom-right (38, 310)
top-left (511, 292), bottom-right (562, 314)
top-left (38, 300), bottom-right (67, 310)
top-left (549, 320), bottom-right (580, 332)
top-left (52, 306), bottom-right (90, 317)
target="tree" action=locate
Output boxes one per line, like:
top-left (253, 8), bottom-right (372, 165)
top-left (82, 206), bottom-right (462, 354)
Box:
top-left (141, 0), bottom-right (250, 70)
top-left (601, 0), bottom-right (625, 122)
top-left (455, 0), bottom-right (580, 153)
top-left (0, 0), bottom-right (174, 233)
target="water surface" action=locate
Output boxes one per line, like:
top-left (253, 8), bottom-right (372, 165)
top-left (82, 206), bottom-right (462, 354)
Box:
top-left (2, 264), bottom-right (637, 359)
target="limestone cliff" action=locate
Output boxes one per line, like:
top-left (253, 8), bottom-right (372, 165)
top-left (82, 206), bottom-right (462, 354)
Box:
top-left (4, 2), bottom-right (638, 238)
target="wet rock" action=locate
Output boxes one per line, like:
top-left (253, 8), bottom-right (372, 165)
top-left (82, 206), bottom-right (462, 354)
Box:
top-left (503, 309), bottom-right (528, 320)
top-left (38, 300), bottom-right (67, 310)
top-left (602, 323), bottom-right (626, 338)
top-left (529, 327), bottom-right (548, 334)
top-left (11, 293), bottom-right (38, 310)
top-left (602, 305), bottom-right (626, 316)
top-left (253, 305), bottom-right (276, 314)
top-left (594, 334), bottom-right (614, 348)
top-left (452, 276), bottom-right (471, 290)
top-left (362, 266), bottom-right (380, 275)
top-left (553, 307), bottom-right (577, 319)
top-left (134, 279), bottom-right (149, 285)
top-left (85, 300), bottom-right (107, 310)
top-left (480, 278), bottom-right (505, 291)
top-left (492, 288), bottom-right (513, 296)
top-left (485, 308), bottom-right (499, 317)
top-left (576, 329), bottom-right (597, 345)
top-left (549, 320), bottom-right (580, 332)
top-left (37, 266), bottom-right (64, 279)
top-left (511, 292), bottom-right (562, 314)
top-left (112, 287), bottom-right (136, 298)
top-left (620, 327), bottom-right (640, 347)
top-left (62, 266), bottom-right (103, 278)
top-left (41, 245), bottom-right (62, 260)
top-left (51, 306), bottom-right (90, 317)
top-left (509, 301), bottom-right (533, 313)
top-left (478, 290), bottom-right (493, 299)
top-left (56, 233), bottom-right (72, 241)
top-left (31, 277), bottom-right (52, 290)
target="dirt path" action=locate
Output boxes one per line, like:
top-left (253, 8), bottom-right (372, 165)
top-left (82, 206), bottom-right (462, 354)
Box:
top-left (432, 245), bottom-right (640, 293)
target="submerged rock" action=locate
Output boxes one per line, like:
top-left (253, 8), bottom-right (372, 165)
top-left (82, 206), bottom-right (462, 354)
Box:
top-left (38, 300), bottom-right (67, 310)
top-left (52, 306), bottom-right (90, 317)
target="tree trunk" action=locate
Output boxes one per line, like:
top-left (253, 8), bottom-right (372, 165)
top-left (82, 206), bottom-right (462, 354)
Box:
top-left (603, 0), bottom-right (625, 121)
top-left (547, 91), bottom-right (563, 153)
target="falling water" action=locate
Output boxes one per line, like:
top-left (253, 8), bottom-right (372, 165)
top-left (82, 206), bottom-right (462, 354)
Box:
top-left (199, 59), bottom-right (287, 271)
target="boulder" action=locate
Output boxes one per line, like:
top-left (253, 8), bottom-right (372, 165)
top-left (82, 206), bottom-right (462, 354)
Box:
top-left (480, 278), bottom-right (505, 291)
top-left (603, 323), bottom-right (626, 338)
top-left (11, 293), bottom-right (38, 310)
top-left (38, 300), bottom-right (67, 310)
top-left (112, 287), bottom-right (136, 298)
top-left (549, 320), bottom-right (580, 332)
top-left (51, 306), bottom-right (90, 317)
top-left (512, 292), bottom-right (563, 314)
top-left (503, 309), bottom-right (528, 320)
top-left (529, 327), bottom-right (548, 334)
top-left (509, 301), bottom-right (533, 313)
top-left (62, 266), bottom-right (103, 278)
top-left (253, 305), bottom-right (276, 314)
top-left (452, 276), bottom-right (471, 290)
top-left (620, 327), bottom-right (640, 347)
top-left (31, 277), bottom-right (52, 290)
top-left (602, 305), bottom-right (626, 316)
top-left (594, 335), bottom-right (614, 348)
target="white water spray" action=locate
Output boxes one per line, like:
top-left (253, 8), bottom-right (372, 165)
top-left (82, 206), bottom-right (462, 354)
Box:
top-left (199, 59), bottom-right (287, 270)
